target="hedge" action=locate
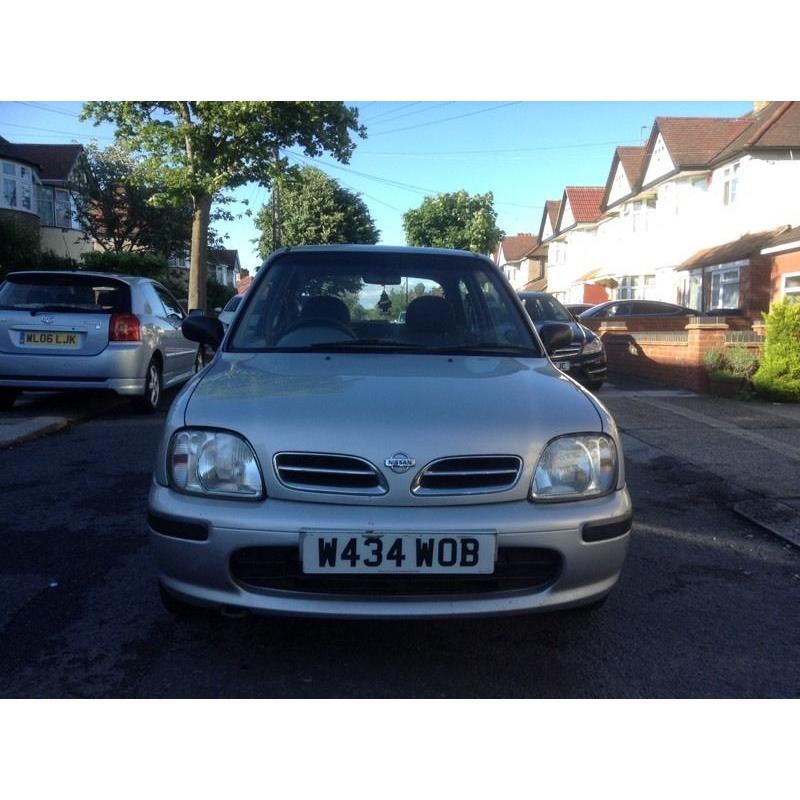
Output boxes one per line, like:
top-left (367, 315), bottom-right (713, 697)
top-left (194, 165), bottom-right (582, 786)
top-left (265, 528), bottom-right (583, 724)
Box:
top-left (752, 300), bottom-right (800, 402)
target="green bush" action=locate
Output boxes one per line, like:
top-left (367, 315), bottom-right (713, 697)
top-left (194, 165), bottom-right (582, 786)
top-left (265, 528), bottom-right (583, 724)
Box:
top-left (703, 349), bottom-right (729, 375)
top-left (726, 346), bottom-right (759, 380)
top-left (752, 300), bottom-right (800, 402)
top-left (0, 213), bottom-right (41, 279)
top-left (80, 250), bottom-right (170, 282)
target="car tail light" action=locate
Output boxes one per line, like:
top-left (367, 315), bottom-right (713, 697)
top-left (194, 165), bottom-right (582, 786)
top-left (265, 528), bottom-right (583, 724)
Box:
top-left (110, 313), bottom-right (141, 342)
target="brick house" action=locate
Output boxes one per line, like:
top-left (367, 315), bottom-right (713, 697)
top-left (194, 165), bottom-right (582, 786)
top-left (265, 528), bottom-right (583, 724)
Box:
top-left (543, 186), bottom-right (609, 305)
top-left (493, 233), bottom-right (546, 291)
top-left (540, 101), bottom-right (800, 320)
top-left (0, 136), bottom-right (92, 261)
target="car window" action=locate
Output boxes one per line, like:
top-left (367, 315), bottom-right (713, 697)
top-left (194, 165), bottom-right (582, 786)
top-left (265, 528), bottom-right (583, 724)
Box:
top-left (520, 294), bottom-right (573, 323)
top-left (154, 285), bottom-right (185, 319)
top-left (223, 295), bottom-right (242, 313)
top-left (229, 251), bottom-right (541, 356)
top-left (0, 273), bottom-right (131, 313)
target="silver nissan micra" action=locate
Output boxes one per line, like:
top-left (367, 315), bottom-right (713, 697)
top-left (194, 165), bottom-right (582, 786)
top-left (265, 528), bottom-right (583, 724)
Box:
top-left (148, 246), bottom-right (632, 619)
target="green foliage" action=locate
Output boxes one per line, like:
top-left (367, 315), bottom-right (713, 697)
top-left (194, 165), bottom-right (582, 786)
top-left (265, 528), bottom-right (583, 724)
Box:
top-left (402, 191), bottom-right (503, 254)
top-left (81, 102), bottom-right (365, 309)
top-left (726, 346), bottom-right (759, 380)
top-left (0, 212), bottom-right (41, 278)
top-left (753, 300), bottom-right (800, 402)
top-left (255, 167), bottom-right (379, 256)
top-left (206, 279), bottom-right (235, 310)
top-left (75, 142), bottom-right (194, 258)
top-left (80, 250), bottom-right (169, 282)
top-left (703, 349), bottom-right (729, 375)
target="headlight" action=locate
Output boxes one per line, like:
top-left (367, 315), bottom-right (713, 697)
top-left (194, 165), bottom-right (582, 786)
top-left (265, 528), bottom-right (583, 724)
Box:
top-left (531, 434), bottom-right (617, 501)
top-left (168, 428), bottom-right (264, 499)
top-left (582, 336), bottom-right (603, 355)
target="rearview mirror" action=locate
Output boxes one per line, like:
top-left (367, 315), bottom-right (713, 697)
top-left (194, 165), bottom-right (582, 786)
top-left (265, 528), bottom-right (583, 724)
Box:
top-left (538, 322), bottom-right (573, 355)
top-left (182, 314), bottom-right (224, 348)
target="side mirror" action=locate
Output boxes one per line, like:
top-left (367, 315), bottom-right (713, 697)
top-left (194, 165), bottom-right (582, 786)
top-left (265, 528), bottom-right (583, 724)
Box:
top-left (539, 322), bottom-right (573, 354)
top-left (182, 314), bottom-right (224, 348)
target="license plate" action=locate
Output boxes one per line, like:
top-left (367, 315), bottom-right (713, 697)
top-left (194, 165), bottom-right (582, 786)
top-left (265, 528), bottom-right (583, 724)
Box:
top-left (557, 360), bottom-right (570, 371)
top-left (301, 532), bottom-right (496, 574)
top-left (21, 331), bottom-right (79, 347)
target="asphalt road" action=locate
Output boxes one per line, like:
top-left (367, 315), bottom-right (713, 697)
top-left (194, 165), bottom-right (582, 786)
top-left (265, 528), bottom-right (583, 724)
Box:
top-left (1, 391), bottom-right (799, 697)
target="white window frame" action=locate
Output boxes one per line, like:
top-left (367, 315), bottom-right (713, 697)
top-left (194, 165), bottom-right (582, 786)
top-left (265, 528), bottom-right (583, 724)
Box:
top-left (723, 163), bottom-right (740, 206)
top-left (708, 264), bottom-right (741, 309)
top-left (617, 274), bottom-right (656, 300)
top-left (782, 271), bottom-right (800, 301)
top-left (1, 159), bottom-right (39, 216)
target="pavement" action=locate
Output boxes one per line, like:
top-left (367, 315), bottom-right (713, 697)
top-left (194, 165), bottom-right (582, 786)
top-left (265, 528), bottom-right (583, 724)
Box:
top-left (599, 374), bottom-right (800, 548)
top-left (0, 391), bottom-right (125, 448)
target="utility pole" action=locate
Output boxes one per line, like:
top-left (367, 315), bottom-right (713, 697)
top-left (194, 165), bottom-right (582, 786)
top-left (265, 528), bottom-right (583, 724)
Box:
top-left (271, 146), bottom-right (282, 250)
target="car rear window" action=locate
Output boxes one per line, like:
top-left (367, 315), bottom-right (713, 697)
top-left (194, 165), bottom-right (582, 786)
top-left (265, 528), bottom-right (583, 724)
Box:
top-left (0, 273), bottom-right (132, 313)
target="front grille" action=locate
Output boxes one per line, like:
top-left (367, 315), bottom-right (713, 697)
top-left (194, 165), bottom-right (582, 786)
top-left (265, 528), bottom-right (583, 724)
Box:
top-left (230, 546), bottom-right (562, 596)
top-left (551, 345), bottom-right (581, 358)
top-left (412, 456), bottom-right (522, 495)
top-left (273, 452), bottom-right (386, 495)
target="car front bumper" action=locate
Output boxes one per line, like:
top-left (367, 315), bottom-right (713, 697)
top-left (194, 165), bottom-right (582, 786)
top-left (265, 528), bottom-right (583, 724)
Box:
top-left (147, 482), bottom-right (632, 619)
top-left (0, 344), bottom-right (148, 395)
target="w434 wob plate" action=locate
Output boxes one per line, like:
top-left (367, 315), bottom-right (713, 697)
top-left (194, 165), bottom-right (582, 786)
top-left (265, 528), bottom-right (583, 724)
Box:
top-left (301, 532), bottom-right (496, 574)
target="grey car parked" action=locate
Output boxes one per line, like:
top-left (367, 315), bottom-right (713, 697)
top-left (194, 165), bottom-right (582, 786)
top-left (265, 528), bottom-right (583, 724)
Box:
top-left (0, 271), bottom-right (200, 412)
top-left (148, 246), bottom-right (632, 619)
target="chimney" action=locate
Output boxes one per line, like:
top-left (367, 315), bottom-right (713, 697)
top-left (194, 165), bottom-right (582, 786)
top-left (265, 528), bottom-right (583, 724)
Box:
top-left (753, 101), bottom-right (771, 113)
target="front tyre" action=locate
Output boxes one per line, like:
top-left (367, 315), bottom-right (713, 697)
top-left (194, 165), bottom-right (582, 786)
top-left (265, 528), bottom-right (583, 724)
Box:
top-left (586, 380), bottom-right (604, 392)
top-left (131, 358), bottom-right (162, 413)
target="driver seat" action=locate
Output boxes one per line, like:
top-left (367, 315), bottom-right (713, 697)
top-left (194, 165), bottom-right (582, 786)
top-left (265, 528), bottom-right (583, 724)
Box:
top-left (300, 295), bottom-right (351, 325)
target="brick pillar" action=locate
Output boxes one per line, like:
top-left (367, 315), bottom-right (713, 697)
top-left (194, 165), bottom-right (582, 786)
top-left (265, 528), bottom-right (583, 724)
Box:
top-left (752, 319), bottom-right (766, 337)
top-left (599, 321), bottom-right (629, 378)
top-left (686, 320), bottom-right (729, 392)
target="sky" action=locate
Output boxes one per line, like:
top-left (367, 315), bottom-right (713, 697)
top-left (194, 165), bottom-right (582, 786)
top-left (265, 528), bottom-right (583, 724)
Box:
top-left (0, 100), bottom-right (754, 271)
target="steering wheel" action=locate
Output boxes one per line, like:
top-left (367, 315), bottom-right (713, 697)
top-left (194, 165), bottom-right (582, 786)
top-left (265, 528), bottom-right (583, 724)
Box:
top-left (280, 316), bottom-right (357, 340)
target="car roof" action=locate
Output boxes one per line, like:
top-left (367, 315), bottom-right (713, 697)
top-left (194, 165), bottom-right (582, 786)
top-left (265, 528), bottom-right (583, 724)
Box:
top-left (6, 270), bottom-right (150, 285)
top-left (266, 244), bottom-right (488, 260)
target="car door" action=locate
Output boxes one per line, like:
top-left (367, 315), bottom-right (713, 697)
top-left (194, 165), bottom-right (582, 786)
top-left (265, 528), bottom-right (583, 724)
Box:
top-left (152, 283), bottom-right (196, 383)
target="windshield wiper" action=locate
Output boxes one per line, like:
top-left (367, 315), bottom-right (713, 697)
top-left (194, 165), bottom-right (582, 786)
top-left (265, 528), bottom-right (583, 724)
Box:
top-left (303, 339), bottom-right (423, 351)
top-left (436, 343), bottom-right (541, 355)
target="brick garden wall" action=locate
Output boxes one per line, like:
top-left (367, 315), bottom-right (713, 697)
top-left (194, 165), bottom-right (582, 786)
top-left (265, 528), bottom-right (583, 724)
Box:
top-left (599, 321), bottom-right (763, 393)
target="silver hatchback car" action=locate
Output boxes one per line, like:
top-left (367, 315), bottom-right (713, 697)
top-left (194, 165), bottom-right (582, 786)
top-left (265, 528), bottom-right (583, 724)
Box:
top-left (148, 246), bottom-right (632, 619)
top-left (0, 271), bottom-right (200, 412)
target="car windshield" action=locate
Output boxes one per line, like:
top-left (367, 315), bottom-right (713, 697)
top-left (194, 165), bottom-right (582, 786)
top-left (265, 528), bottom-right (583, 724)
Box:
top-left (520, 294), bottom-right (574, 323)
top-left (228, 251), bottom-right (542, 356)
top-left (0, 274), bottom-right (131, 313)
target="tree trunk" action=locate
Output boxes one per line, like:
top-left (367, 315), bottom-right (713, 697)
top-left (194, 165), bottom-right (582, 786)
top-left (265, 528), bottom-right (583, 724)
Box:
top-left (188, 194), bottom-right (212, 312)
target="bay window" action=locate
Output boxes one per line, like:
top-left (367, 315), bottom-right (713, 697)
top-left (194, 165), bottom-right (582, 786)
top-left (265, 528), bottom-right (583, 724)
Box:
top-left (709, 266), bottom-right (740, 309)
top-left (0, 160), bottom-right (39, 215)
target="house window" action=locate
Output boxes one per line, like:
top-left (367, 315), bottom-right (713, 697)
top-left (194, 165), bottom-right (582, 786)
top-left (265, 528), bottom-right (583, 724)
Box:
top-left (2, 178), bottom-right (17, 208)
top-left (783, 274), bottom-right (800, 303)
top-left (692, 177), bottom-right (709, 191)
top-left (723, 164), bottom-right (739, 205)
top-left (0, 160), bottom-right (40, 215)
top-left (617, 274), bottom-right (656, 300)
top-left (39, 186), bottom-right (55, 226)
top-left (54, 189), bottom-right (73, 228)
top-left (677, 271), bottom-right (702, 310)
top-left (709, 267), bottom-right (740, 309)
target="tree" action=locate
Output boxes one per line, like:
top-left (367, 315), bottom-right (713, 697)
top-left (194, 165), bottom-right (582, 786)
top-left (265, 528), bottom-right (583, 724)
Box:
top-left (74, 142), bottom-right (194, 259)
top-left (402, 190), bottom-right (503, 255)
top-left (255, 166), bottom-right (379, 256)
top-left (81, 102), bottom-right (364, 310)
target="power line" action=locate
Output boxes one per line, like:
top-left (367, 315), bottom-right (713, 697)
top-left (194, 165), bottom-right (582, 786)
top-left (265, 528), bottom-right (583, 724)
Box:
top-left (283, 149), bottom-right (543, 210)
top-left (366, 102), bottom-right (454, 128)
top-left (367, 102), bottom-right (522, 137)
top-left (0, 119), bottom-right (114, 141)
top-left (355, 139), bottom-right (639, 157)
top-left (360, 102), bottom-right (421, 124)
top-left (14, 101), bottom-right (82, 118)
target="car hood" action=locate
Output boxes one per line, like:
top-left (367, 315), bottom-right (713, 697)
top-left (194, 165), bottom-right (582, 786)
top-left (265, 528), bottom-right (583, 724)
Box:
top-left (184, 352), bottom-right (604, 505)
